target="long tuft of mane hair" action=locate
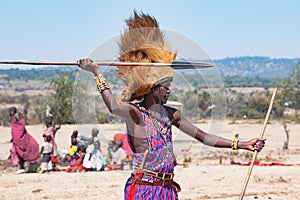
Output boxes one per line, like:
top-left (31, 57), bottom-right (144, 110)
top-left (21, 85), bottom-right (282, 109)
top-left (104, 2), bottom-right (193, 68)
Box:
top-left (117, 11), bottom-right (177, 102)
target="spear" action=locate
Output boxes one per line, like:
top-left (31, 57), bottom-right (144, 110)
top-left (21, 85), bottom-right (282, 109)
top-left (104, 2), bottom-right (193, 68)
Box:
top-left (0, 60), bottom-right (213, 70)
top-left (239, 87), bottom-right (278, 200)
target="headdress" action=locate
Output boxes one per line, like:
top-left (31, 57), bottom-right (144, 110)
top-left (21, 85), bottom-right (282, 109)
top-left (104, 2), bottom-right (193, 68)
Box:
top-left (117, 11), bottom-right (177, 102)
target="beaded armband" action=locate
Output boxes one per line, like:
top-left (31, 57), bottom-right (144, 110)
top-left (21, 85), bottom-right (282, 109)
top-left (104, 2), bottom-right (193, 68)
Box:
top-left (231, 137), bottom-right (239, 150)
top-left (95, 74), bottom-right (110, 93)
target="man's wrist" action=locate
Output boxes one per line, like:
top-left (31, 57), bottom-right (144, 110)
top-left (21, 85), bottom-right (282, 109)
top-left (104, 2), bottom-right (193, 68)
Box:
top-left (93, 69), bottom-right (102, 76)
top-left (237, 141), bottom-right (246, 150)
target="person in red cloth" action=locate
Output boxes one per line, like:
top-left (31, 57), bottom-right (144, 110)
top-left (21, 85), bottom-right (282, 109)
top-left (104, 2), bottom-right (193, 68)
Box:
top-left (64, 145), bottom-right (87, 173)
top-left (9, 106), bottom-right (39, 174)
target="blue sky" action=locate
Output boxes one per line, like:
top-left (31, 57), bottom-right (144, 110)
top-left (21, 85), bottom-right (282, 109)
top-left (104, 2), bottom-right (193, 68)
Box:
top-left (0, 0), bottom-right (299, 65)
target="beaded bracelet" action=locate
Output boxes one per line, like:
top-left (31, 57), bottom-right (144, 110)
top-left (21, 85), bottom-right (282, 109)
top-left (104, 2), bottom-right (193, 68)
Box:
top-left (95, 74), bottom-right (110, 93)
top-left (231, 137), bottom-right (239, 150)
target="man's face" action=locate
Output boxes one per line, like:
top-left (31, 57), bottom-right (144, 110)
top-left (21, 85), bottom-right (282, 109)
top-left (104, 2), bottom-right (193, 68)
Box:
top-left (154, 82), bottom-right (172, 104)
top-left (9, 111), bottom-right (14, 117)
top-left (94, 142), bottom-right (100, 149)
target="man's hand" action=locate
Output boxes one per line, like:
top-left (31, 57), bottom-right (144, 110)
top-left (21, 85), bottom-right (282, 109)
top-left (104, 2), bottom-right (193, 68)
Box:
top-left (245, 138), bottom-right (266, 152)
top-left (77, 58), bottom-right (101, 76)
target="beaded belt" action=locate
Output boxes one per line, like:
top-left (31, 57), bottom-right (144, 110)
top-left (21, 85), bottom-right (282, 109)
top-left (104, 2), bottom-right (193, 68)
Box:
top-left (142, 170), bottom-right (174, 181)
top-left (133, 167), bottom-right (174, 181)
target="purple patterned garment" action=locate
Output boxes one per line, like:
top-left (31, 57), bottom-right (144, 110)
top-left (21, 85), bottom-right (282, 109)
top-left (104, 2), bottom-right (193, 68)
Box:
top-left (124, 103), bottom-right (178, 200)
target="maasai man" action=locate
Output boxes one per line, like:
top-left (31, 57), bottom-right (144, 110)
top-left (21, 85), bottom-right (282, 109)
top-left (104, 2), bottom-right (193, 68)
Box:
top-left (9, 106), bottom-right (39, 174)
top-left (77, 11), bottom-right (266, 200)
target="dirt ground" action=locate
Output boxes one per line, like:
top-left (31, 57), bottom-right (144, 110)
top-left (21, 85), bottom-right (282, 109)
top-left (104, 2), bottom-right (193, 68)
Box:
top-left (0, 121), bottom-right (299, 200)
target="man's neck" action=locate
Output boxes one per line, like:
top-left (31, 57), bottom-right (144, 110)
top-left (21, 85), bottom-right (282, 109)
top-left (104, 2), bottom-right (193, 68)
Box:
top-left (142, 95), bottom-right (163, 110)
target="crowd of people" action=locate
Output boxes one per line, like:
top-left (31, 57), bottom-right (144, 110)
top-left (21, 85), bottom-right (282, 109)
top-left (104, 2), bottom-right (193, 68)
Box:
top-left (7, 106), bottom-right (132, 174)
top-left (64, 129), bottom-right (132, 173)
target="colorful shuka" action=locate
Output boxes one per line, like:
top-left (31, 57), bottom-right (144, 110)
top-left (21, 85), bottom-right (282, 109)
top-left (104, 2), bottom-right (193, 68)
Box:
top-left (124, 103), bottom-right (178, 200)
top-left (10, 118), bottom-right (39, 165)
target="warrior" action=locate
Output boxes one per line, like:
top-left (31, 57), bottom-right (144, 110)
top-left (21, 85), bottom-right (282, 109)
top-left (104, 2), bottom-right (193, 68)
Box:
top-left (77, 11), bottom-right (265, 200)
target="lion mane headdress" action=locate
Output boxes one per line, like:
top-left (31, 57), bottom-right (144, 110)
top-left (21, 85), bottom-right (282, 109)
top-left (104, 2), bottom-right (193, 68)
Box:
top-left (117, 11), bottom-right (178, 102)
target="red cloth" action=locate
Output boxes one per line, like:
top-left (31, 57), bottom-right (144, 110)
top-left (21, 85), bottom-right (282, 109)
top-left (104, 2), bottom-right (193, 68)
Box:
top-left (65, 153), bottom-right (87, 172)
top-left (72, 153), bottom-right (84, 166)
top-left (51, 156), bottom-right (59, 163)
top-left (234, 160), bottom-right (300, 166)
top-left (10, 119), bottom-right (39, 164)
top-left (65, 164), bottom-right (87, 173)
top-left (126, 169), bottom-right (143, 200)
top-left (113, 133), bottom-right (125, 143)
top-left (123, 134), bottom-right (134, 155)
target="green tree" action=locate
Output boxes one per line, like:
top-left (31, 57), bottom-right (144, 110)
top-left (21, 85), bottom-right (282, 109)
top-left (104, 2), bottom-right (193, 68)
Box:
top-left (49, 71), bottom-right (75, 125)
top-left (32, 70), bottom-right (111, 125)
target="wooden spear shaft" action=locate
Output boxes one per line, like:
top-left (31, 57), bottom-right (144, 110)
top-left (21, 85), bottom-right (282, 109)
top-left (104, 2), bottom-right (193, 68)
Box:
top-left (238, 87), bottom-right (278, 200)
top-left (140, 150), bottom-right (149, 169)
top-left (0, 60), bottom-right (213, 69)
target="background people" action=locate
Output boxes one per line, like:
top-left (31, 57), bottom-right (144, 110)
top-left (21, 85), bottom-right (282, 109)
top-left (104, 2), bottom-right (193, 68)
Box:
top-left (40, 135), bottom-right (53, 173)
top-left (9, 106), bottom-right (39, 174)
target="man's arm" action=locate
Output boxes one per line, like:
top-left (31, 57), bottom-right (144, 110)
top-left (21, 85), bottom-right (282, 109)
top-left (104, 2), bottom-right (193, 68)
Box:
top-left (172, 110), bottom-right (265, 151)
top-left (77, 58), bottom-right (142, 123)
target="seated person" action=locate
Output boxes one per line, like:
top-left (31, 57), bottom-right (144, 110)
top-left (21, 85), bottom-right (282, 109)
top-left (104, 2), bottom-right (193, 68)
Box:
top-left (66, 137), bottom-right (79, 167)
top-left (65, 145), bottom-right (87, 173)
top-left (105, 140), bottom-right (115, 165)
top-left (113, 133), bottom-right (134, 169)
top-left (83, 140), bottom-right (104, 171)
top-left (105, 141), bottom-right (127, 170)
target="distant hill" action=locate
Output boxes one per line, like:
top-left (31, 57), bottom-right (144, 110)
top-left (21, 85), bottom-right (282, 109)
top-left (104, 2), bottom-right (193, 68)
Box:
top-left (213, 56), bottom-right (299, 78)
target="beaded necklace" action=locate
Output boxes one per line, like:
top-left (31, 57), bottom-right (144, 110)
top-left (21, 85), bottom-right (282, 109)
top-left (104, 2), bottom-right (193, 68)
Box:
top-left (149, 111), bottom-right (168, 137)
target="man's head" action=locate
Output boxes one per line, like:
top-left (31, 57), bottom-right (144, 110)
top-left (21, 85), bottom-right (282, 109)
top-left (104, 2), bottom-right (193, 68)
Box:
top-left (108, 140), bottom-right (115, 148)
top-left (72, 130), bottom-right (78, 138)
top-left (8, 106), bottom-right (17, 117)
top-left (45, 119), bottom-right (52, 128)
top-left (94, 140), bottom-right (100, 150)
top-left (115, 140), bottom-right (123, 149)
top-left (117, 11), bottom-right (177, 103)
top-left (151, 78), bottom-right (172, 104)
top-left (91, 128), bottom-right (99, 137)
top-left (45, 135), bottom-right (52, 143)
